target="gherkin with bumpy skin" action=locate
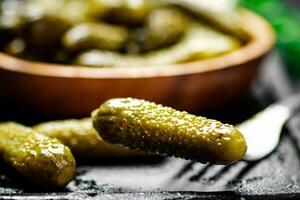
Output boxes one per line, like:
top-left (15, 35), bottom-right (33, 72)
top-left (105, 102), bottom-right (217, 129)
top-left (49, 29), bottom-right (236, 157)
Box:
top-left (92, 98), bottom-right (247, 165)
top-left (0, 122), bottom-right (76, 188)
top-left (33, 118), bottom-right (146, 158)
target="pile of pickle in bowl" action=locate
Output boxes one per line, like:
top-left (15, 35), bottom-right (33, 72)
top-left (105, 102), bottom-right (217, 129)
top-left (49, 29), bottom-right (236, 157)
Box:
top-left (0, 0), bottom-right (243, 67)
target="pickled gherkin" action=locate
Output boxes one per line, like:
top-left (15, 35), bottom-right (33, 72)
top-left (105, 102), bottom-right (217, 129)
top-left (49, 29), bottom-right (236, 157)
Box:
top-left (92, 98), bottom-right (247, 165)
top-left (6, 0), bottom-right (91, 48)
top-left (137, 7), bottom-right (188, 52)
top-left (18, 1), bottom-right (71, 48)
top-left (0, 122), bottom-right (76, 188)
top-left (62, 22), bottom-right (129, 52)
top-left (33, 118), bottom-right (145, 158)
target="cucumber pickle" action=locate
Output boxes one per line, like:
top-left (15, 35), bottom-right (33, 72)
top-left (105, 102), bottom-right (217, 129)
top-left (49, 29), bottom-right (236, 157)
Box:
top-left (33, 118), bottom-right (145, 158)
top-left (0, 122), bottom-right (75, 188)
top-left (92, 98), bottom-right (247, 165)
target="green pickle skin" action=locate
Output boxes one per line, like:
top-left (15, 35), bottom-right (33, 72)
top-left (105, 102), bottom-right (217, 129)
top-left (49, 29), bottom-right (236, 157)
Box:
top-left (0, 122), bottom-right (76, 188)
top-left (62, 22), bottom-right (129, 52)
top-left (92, 98), bottom-right (247, 165)
top-left (33, 118), bottom-right (145, 158)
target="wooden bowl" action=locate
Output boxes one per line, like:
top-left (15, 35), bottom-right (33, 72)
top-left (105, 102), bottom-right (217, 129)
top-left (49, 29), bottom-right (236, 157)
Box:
top-left (0, 10), bottom-right (275, 117)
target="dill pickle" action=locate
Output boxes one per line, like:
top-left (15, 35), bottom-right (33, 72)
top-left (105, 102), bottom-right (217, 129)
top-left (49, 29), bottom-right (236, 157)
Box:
top-left (0, 122), bottom-right (76, 188)
top-left (33, 118), bottom-right (145, 158)
top-left (17, 0), bottom-right (92, 49)
top-left (137, 7), bottom-right (188, 52)
top-left (62, 22), bottom-right (129, 52)
top-left (20, 16), bottom-right (71, 48)
top-left (92, 98), bottom-right (247, 165)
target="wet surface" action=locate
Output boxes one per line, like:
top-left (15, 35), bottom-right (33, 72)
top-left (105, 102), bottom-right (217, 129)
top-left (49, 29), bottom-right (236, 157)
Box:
top-left (0, 53), bottom-right (300, 199)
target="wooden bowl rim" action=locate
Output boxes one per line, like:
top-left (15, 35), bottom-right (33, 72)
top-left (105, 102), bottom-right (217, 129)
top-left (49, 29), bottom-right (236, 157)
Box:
top-left (0, 9), bottom-right (275, 79)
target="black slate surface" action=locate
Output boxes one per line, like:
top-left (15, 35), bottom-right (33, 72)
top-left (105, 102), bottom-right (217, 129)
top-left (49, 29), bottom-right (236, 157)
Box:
top-left (0, 52), bottom-right (300, 199)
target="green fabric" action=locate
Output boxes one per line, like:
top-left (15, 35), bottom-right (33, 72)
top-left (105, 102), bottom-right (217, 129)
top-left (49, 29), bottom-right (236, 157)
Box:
top-left (241, 0), bottom-right (300, 74)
